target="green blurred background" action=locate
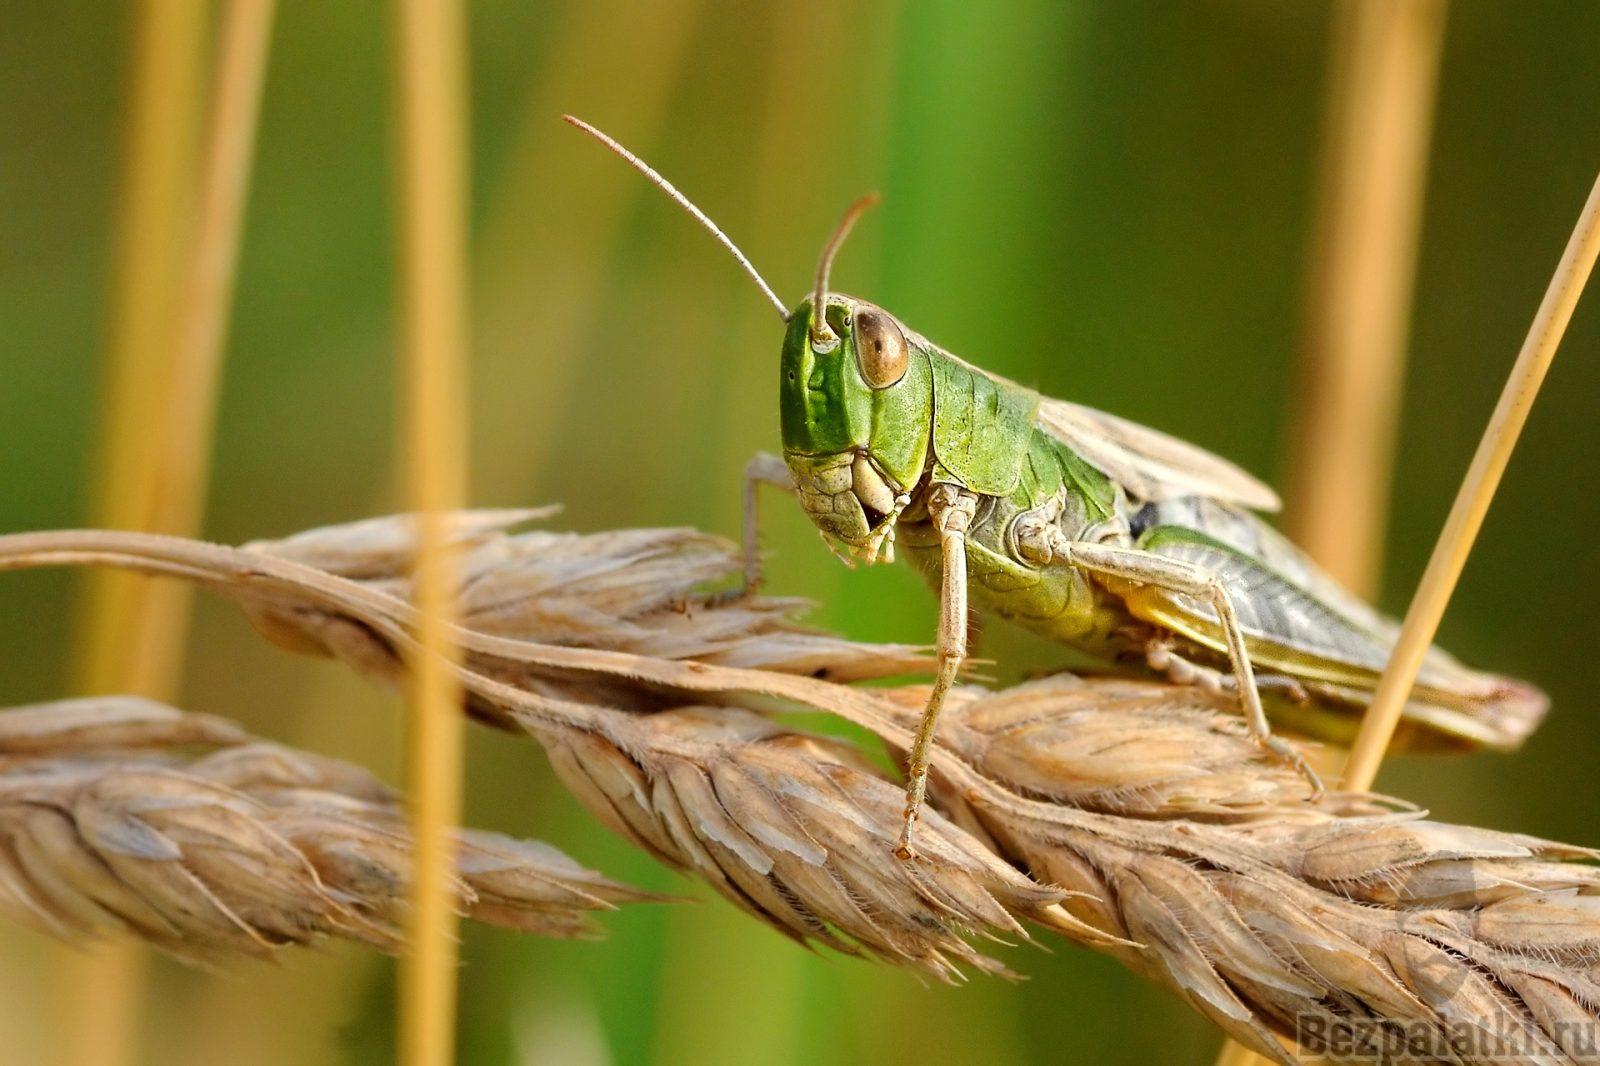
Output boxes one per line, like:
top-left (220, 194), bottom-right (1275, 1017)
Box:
top-left (3, 2), bottom-right (1599, 1063)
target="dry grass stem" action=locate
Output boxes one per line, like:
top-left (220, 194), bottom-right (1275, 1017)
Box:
top-left (0, 696), bottom-right (655, 962)
top-left (1284, 0), bottom-right (1446, 597)
top-left (75, 1), bottom-right (205, 700)
top-left (391, 0), bottom-right (472, 1061)
top-left (65, 6), bottom-right (208, 1059)
top-left (65, 3), bottom-right (273, 1061)
top-left (151, 0), bottom-right (276, 552)
top-left (1248, 2), bottom-right (1447, 1059)
top-left (2, 514), bottom-right (1597, 1062)
top-left (1344, 168), bottom-right (1600, 789)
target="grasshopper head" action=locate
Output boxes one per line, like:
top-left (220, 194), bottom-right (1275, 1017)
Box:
top-left (779, 294), bottom-right (932, 551)
top-left (560, 119), bottom-right (926, 552)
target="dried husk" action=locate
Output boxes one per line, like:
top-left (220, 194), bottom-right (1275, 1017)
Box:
top-left (240, 510), bottom-right (931, 703)
top-left (918, 675), bottom-right (1600, 1064)
top-left (524, 702), bottom-right (1105, 981)
top-left (0, 696), bottom-right (656, 961)
top-left (0, 514), bottom-right (1595, 1062)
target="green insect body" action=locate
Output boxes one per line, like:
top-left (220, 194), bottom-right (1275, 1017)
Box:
top-left (566, 116), bottom-right (1548, 857)
top-left (780, 293), bottom-right (1546, 764)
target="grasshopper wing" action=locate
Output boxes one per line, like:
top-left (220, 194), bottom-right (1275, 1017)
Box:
top-left (1116, 525), bottom-right (1548, 752)
top-left (1034, 397), bottom-right (1281, 511)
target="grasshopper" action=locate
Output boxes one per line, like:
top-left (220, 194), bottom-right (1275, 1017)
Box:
top-left (566, 117), bottom-right (1547, 857)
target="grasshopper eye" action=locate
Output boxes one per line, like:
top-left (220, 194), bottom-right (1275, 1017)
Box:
top-left (854, 308), bottom-right (908, 388)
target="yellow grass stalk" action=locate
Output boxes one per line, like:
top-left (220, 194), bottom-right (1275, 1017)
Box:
top-left (1342, 171), bottom-right (1600, 789)
top-left (1282, 0), bottom-right (1446, 599)
top-left (1225, 3), bottom-right (1445, 1062)
top-left (72, 1), bottom-right (203, 703)
top-left (152, 0), bottom-right (277, 554)
top-left (63, 2), bottom-right (273, 1064)
top-left (392, 1), bottom-right (471, 1064)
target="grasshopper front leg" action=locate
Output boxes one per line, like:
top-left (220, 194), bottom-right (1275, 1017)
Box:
top-left (736, 451), bottom-right (797, 596)
top-left (896, 482), bottom-right (979, 860)
top-left (1061, 541), bottom-right (1324, 798)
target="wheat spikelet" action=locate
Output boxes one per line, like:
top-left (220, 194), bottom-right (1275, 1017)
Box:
top-left (240, 510), bottom-right (930, 696)
top-left (0, 696), bottom-right (657, 962)
top-left (526, 702), bottom-right (1107, 981)
top-left (918, 676), bottom-right (1600, 1063)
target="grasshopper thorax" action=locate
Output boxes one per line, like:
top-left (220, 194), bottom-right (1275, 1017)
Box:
top-left (779, 295), bottom-right (934, 550)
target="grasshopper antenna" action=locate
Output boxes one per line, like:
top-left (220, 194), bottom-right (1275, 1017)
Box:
top-left (563, 115), bottom-right (789, 322)
top-left (809, 192), bottom-right (880, 351)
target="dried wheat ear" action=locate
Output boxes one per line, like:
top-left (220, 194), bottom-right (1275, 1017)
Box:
top-left (0, 695), bottom-right (659, 963)
top-left (0, 511), bottom-right (1594, 1065)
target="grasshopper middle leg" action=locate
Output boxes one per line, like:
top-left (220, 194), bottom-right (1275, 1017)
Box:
top-left (896, 482), bottom-right (979, 860)
top-left (1061, 540), bottom-right (1324, 798)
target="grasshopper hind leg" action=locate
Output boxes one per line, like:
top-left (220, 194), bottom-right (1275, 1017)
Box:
top-left (1062, 540), bottom-right (1325, 799)
top-left (1145, 640), bottom-right (1310, 704)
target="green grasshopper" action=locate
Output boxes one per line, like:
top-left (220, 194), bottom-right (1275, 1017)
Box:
top-left (566, 117), bottom-right (1547, 857)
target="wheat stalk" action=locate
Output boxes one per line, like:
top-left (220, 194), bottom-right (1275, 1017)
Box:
top-left (2, 513), bottom-right (1597, 1063)
top-left (390, 0), bottom-right (472, 1061)
top-left (64, 1), bottom-right (274, 1059)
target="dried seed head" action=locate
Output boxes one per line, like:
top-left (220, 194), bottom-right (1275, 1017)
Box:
top-left (0, 516), bottom-right (1594, 1061)
top-left (929, 674), bottom-right (1382, 822)
top-left (240, 513), bottom-right (929, 703)
top-left (528, 702), bottom-right (1104, 980)
top-left (243, 508), bottom-right (557, 580)
top-left (0, 698), bottom-right (656, 960)
top-left (922, 678), bottom-right (1600, 1063)
top-left (0, 696), bottom-right (246, 765)
top-left (169, 518), bottom-right (1600, 1052)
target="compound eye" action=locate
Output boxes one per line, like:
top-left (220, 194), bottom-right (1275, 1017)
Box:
top-left (853, 307), bottom-right (908, 388)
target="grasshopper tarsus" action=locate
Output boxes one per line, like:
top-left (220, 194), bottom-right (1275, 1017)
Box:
top-left (1260, 733), bottom-right (1324, 801)
top-left (1264, 675), bottom-right (1312, 705)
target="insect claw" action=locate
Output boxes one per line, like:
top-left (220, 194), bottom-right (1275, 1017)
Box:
top-left (706, 583), bottom-right (755, 607)
top-left (818, 530), bottom-right (857, 569)
top-left (1259, 733), bottom-right (1324, 801)
top-left (894, 810), bottom-right (919, 861)
top-left (860, 522), bottom-right (899, 567)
